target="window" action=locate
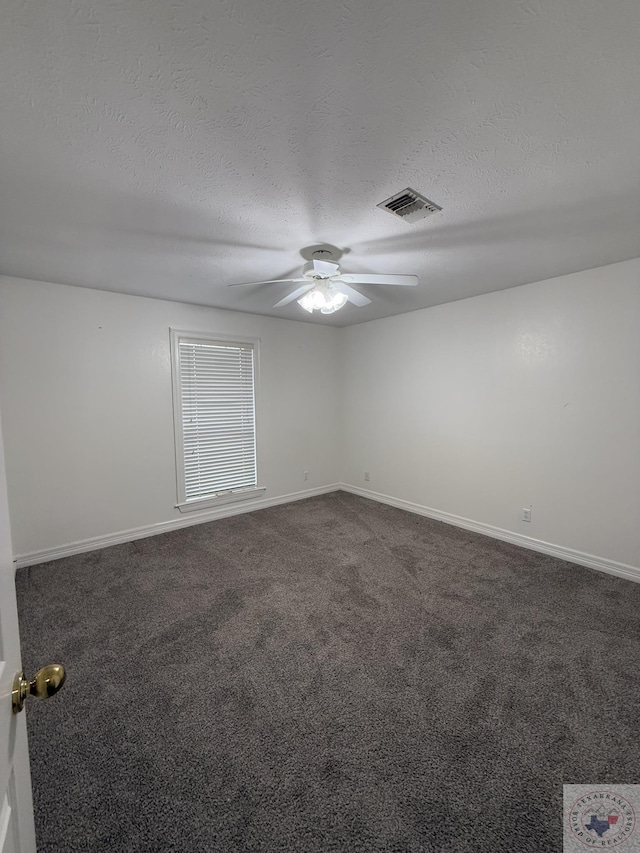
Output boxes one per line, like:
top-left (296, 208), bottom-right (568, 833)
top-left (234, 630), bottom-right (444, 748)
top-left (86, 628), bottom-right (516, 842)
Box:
top-left (171, 330), bottom-right (263, 511)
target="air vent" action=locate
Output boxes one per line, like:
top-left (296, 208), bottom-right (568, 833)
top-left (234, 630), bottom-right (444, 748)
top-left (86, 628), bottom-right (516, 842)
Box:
top-left (377, 188), bottom-right (442, 223)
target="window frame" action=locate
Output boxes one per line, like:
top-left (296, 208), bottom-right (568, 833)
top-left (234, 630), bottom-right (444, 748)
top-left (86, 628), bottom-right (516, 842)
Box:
top-left (170, 328), bottom-right (264, 512)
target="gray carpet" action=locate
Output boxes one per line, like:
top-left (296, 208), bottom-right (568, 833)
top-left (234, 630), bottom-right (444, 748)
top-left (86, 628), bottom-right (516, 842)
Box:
top-left (15, 491), bottom-right (640, 852)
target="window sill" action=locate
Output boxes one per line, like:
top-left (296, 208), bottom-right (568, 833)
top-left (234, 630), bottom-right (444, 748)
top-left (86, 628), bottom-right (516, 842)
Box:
top-left (176, 487), bottom-right (266, 514)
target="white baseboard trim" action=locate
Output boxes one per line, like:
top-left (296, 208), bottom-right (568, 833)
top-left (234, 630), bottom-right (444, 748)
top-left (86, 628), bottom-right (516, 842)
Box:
top-left (14, 484), bottom-right (342, 569)
top-left (15, 483), bottom-right (640, 585)
top-left (338, 483), bottom-right (640, 585)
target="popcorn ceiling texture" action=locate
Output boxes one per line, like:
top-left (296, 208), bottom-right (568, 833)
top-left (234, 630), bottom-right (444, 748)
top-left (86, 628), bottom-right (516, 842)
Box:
top-left (1, 0), bottom-right (640, 325)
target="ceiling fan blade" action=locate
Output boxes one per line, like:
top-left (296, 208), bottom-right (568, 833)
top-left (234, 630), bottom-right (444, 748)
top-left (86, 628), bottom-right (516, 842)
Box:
top-left (333, 281), bottom-right (372, 307)
top-left (228, 278), bottom-right (307, 287)
top-left (339, 274), bottom-right (418, 287)
top-left (273, 283), bottom-right (314, 308)
top-left (312, 259), bottom-right (340, 276)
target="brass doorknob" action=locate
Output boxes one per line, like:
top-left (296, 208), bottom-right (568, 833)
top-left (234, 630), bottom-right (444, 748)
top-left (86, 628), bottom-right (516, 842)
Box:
top-left (12, 664), bottom-right (66, 714)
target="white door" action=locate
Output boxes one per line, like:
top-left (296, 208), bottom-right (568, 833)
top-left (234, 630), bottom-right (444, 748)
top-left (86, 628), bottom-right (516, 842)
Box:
top-left (0, 410), bottom-right (37, 853)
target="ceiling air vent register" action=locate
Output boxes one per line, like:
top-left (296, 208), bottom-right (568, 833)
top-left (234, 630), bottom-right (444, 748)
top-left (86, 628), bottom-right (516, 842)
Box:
top-left (377, 188), bottom-right (442, 223)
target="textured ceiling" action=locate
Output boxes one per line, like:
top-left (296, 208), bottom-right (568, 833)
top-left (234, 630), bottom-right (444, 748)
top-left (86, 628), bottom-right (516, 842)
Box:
top-left (1, 0), bottom-right (640, 326)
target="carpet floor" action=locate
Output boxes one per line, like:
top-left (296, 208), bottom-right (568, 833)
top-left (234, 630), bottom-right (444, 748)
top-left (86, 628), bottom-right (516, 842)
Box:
top-left (15, 491), bottom-right (640, 852)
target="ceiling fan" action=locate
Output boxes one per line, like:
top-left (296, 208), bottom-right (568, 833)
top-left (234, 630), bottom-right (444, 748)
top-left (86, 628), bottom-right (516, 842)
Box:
top-left (228, 255), bottom-right (418, 315)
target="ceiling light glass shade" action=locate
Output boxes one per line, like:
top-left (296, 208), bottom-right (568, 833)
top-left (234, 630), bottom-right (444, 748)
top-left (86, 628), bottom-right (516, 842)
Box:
top-left (297, 282), bottom-right (348, 314)
top-left (320, 291), bottom-right (348, 313)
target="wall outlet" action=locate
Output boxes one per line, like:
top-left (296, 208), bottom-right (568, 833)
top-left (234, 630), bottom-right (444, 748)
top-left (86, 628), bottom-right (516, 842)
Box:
top-left (522, 507), bottom-right (532, 522)
top-left (303, 470), bottom-right (308, 481)
top-left (364, 471), bottom-right (370, 482)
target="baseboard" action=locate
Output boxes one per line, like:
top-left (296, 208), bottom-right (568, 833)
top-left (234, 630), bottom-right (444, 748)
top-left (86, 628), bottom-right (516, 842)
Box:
top-left (338, 483), bottom-right (640, 585)
top-left (16, 483), bottom-right (640, 585)
top-left (14, 483), bottom-right (342, 568)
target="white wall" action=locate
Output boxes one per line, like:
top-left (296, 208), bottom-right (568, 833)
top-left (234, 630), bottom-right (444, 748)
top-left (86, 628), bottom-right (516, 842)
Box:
top-left (0, 277), bottom-right (342, 558)
top-left (1, 260), bottom-right (639, 572)
top-left (342, 258), bottom-right (640, 570)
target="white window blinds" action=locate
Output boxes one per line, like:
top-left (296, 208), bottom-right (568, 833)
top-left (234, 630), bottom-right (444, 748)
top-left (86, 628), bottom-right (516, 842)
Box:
top-left (175, 336), bottom-right (257, 503)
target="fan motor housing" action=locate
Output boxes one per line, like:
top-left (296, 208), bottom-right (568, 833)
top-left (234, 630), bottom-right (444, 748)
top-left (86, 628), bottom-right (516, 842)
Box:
top-left (302, 261), bottom-right (338, 279)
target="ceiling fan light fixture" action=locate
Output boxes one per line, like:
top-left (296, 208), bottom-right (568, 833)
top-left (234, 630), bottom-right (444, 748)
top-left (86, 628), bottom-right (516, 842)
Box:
top-left (232, 254), bottom-right (417, 314)
top-left (297, 282), bottom-right (348, 315)
top-left (320, 291), bottom-right (348, 314)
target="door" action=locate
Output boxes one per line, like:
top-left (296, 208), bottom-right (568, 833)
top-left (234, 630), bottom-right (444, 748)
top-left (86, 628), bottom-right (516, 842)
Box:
top-left (0, 410), bottom-right (37, 853)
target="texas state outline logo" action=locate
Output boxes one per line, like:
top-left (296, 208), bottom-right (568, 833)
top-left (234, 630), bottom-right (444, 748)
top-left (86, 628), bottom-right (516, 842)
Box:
top-left (564, 785), bottom-right (639, 850)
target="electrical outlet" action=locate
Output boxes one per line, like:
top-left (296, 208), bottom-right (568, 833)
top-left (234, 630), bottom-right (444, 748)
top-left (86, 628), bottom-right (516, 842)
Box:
top-left (364, 472), bottom-right (370, 482)
top-left (522, 507), bottom-right (532, 522)
top-left (304, 470), bottom-right (308, 481)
